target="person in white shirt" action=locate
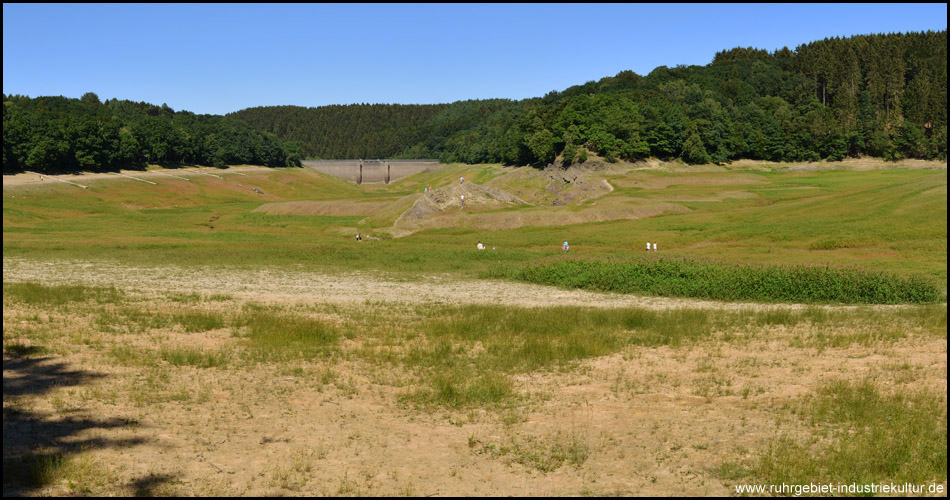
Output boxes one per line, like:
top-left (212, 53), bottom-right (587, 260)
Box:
top-left (646, 241), bottom-right (651, 251)
top-left (653, 242), bottom-right (657, 252)
top-left (477, 241), bottom-right (485, 250)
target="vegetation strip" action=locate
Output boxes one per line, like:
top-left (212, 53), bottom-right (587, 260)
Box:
top-left (513, 258), bottom-right (944, 304)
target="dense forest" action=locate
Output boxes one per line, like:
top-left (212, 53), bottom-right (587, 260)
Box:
top-left (2, 94), bottom-right (302, 174)
top-left (3, 30), bottom-right (946, 175)
top-left (232, 30), bottom-right (946, 165)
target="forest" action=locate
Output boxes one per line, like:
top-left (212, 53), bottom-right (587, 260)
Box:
top-left (2, 94), bottom-right (302, 174)
top-left (3, 30), bottom-right (946, 174)
top-left (232, 30), bottom-right (947, 166)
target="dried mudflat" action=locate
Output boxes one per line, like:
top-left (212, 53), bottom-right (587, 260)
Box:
top-left (3, 258), bottom-right (946, 496)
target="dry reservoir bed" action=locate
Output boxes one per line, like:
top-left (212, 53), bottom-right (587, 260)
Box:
top-left (3, 259), bottom-right (947, 496)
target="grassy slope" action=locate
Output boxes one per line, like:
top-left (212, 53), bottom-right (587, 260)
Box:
top-left (3, 162), bottom-right (947, 293)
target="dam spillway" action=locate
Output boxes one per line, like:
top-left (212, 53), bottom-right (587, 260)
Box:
top-left (303, 159), bottom-right (440, 184)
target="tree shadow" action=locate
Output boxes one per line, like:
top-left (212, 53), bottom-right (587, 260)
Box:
top-left (2, 352), bottom-right (175, 496)
top-left (129, 472), bottom-right (178, 497)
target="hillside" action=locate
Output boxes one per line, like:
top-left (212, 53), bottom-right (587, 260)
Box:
top-left (230, 31), bottom-right (947, 166)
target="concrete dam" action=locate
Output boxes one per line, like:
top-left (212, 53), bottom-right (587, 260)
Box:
top-left (303, 159), bottom-right (440, 184)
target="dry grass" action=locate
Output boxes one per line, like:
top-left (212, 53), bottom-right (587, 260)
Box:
top-left (3, 278), bottom-right (945, 496)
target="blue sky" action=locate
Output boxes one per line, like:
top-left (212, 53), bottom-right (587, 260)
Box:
top-left (3, 3), bottom-right (946, 116)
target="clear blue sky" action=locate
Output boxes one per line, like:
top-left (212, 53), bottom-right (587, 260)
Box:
top-left (3, 3), bottom-right (946, 116)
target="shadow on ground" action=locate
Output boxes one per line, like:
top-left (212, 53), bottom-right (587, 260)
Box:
top-left (2, 351), bottom-right (175, 496)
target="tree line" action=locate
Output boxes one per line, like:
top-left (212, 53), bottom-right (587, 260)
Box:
top-left (3, 93), bottom-right (302, 174)
top-left (231, 30), bottom-right (946, 166)
top-left (4, 30), bottom-right (945, 174)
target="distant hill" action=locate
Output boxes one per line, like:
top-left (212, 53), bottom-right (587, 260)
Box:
top-left (229, 30), bottom-right (947, 166)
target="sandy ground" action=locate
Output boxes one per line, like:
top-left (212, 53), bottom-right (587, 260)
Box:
top-left (1, 166), bottom-right (273, 188)
top-left (3, 259), bottom-right (947, 496)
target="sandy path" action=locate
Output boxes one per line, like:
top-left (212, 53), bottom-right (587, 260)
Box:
top-left (1, 258), bottom-right (920, 312)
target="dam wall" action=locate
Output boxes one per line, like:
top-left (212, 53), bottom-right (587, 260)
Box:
top-left (303, 159), bottom-right (440, 184)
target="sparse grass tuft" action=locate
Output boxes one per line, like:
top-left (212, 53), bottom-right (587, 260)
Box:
top-left (471, 430), bottom-right (591, 473)
top-left (405, 371), bottom-right (514, 409)
top-left (753, 379), bottom-right (947, 486)
top-left (234, 305), bottom-right (339, 361)
top-left (159, 347), bottom-right (230, 368)
top-left (3, 282), bottom-right (124, 306)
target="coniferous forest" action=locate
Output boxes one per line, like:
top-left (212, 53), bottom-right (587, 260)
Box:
top-left (4, 30), bottom-right (946, 175)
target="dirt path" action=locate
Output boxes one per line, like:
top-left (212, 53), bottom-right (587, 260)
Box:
top-left (1, 258), bottom-right (909, 312)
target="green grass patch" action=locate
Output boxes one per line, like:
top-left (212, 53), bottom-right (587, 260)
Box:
top-left (108, 345), bottom-right (158, 366)
top-left (92, 306), bottom-right (226, 335)
top-left (233, 305), bottom-right (339, 361)
top-left (399, 304), bottom-right (727, 409)
top-left (393, 303), bottom-right (946, 409)
top-left (3, 451), bottom-right (115, 495)
top-left (159, 347), bottom-right (230, 368)
top-left (3, 282), bottom-right (124, 306)
top-left (168, 310), bottom-right (226, 333)
top-left (753, 379), bottom-right (947, 487)
top-left (515, 257), bottom-right (943, 304)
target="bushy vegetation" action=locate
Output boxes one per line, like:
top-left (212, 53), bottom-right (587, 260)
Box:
top-left (2, 93), bottom-right (302, 174)
top-left (515, 257), bottom-right (943, 304)
top-left (232, 30), bottom-right (947, 165)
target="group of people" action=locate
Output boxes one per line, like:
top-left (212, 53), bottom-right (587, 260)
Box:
top-left (356, 231), bottom-right (659, 253)
top-left (558, 239), bottom-right (658, 253)
top-left (476, 241), bottom-right (495, 251)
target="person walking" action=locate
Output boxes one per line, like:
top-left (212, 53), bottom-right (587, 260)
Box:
top-left (653, 242), bottom-right (657, 252)
top-left (460, 194), bottom-right (465, 208)
top-left (563, 239), bottom-right (570, 253)
top-left (646, 241), bottom-right (651, 251)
